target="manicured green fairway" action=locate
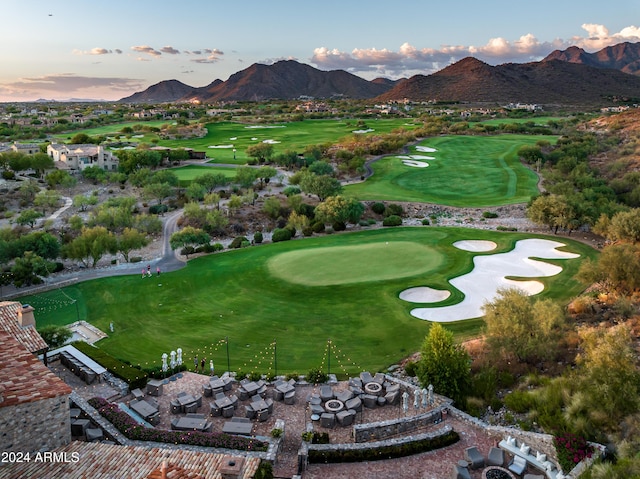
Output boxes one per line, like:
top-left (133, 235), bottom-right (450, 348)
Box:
top-left (170, 164), bottom-right (238, 184)
top-left (160, 119), bottom-right (421, 164)
top-left (344, 134), bottom-right (556, 207)
top-left (51, 120), bottom-right (170, 142)
top-left (22, 227), bottom-right (595, 375)
top-left (268, 241), bottom-right (443, 286)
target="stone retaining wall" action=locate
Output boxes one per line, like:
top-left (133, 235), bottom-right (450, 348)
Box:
top-left (353, 407), bottom-right (444, 442)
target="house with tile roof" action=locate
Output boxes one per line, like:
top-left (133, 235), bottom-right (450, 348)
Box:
top-left (0, 301), bottom-right (48, 356)
top-left (0, 440), bottom-right (260, 479)
top-left (0, 329), bottom-right (72, 454)
top-left (46, 143), bottom-right (119, 172)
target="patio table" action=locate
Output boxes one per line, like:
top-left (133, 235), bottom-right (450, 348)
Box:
top-left (130, 399), bottom-right (159, 420)
top-left (172, 416), bottom-right (208, 431)
top-left (222, 418), bottom-right (253, 435)
top-left (215, 396), bottom-right (233, 409)
top-left (243, 381), bottom-right (260, 395)
top-left (210, 378), bottom-right (226, 390)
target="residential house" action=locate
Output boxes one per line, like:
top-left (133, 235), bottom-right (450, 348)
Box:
top-left (0, 302), bottom-right (72, 454)
top-left (47, 143), bottom-right (119, 172)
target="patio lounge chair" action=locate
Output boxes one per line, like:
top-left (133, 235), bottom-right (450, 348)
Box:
top-left (488, 446), bottom-right (504, 466)
top-left (508, 455), bottom-right (527, 476)
top-left (464, 446), bottom-right (485, 469)
top-left (451, 464), bottom-right (471, 479)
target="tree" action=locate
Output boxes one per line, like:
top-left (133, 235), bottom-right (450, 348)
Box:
top-left (17, 180), bottom-right (40, 204)
top-left (29, 153), bottom-right (54, 177)
top-left (482, 287), bottom-right (566, 363)
top-left (607, 209), bottom-right (640, 243)
top-left (234, 166), bottom-right (258, 189)
top-left (39, 325), bottom-right (72, 349)
top-left (568, 325), bottom-right (640, 432)
top-left (143, 182), bottom-right (174, 205)
top-left (82, 165), bottom-right (108, 184)
top-left (169, 226), bottom-right (210, 257)
top-left (309, 160), bottom-right (334, 176)
top-left (195, 172), bottom-right (229, 193)
top-left (117, 228), bottom-right (149, 262)
top-left (62, 226), bottom-right (117, 268)
top-left (578, 243), bottom-right (640, 292)
top-left (314, 196), bottom-right (364, 225)
top-left (300, 173), bottom-right (342, 201)
top-left (262, 197), bottom-right (283, 219)
top-left (150, 169), bottom-right (179, 186)
top-left (15, 209), bottom-right (43, 228)
top-left (10, 251), bottom-right (52, 287)
top-left (185, 182), bottom-right (206, 202)
top-left (73, 193), bottom-right (99, 212)
top-left (46, 169), bottom-right (76, 189)
top-left (417, 323), bottom-right (471, 406)
top-left (246, 143), bottom-right (274, 164)
top-left (34, 190), bottom-right (61, 214)
top-left (256, 166), bottom-right (277, 188)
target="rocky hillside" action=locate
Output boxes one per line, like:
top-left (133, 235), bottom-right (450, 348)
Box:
top-left (544, 42), bottom-right (640, 76)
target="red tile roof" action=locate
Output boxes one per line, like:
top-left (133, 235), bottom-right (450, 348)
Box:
top-left (0, 330), bottom-right (71, 408)
top-left (0, 441), bottom-right (261, 479)
top-left (0, 301), bottom-right (48, 353)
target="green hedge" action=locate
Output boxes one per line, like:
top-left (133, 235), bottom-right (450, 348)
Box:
top-left (73, 341), bottom-right (148, 390)
top-left (308, 430), bottom-right (459, 463)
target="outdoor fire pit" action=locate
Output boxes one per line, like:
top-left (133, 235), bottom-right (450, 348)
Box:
top-left (364, 382), bottom-right (382, 395)
top-left (482, 466), bottom-right (516, 479)
top-left (324, 399), bottom-right (344, 413)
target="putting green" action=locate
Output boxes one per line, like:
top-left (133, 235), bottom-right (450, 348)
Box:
top-left (268, 241), bottom-right (443, 286)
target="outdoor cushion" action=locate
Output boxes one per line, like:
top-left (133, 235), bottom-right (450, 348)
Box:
top-left (487, 447), bottom-right (504, 466)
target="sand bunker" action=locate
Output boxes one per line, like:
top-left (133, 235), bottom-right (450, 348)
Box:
top-left (263, 139), bottom-right (281, 144)
top-left (251, 137), bottom-right (258, 141)
top-left (208, 145), bottom-right (234, 149)
top-left (453, 240), bottom-right (497, 252)
top-left (402, 160), bottom-right (429, 168)
top-left (230, 137), bottom-right (237, 140)
top-left (353, 129), bottom-right (375, 134)
top-left (416, 146), bottom-right (437, 153)
top-left (245, 125), bottom-right (285, 129)
top-left (401, 239), bottom-right (580, 322)
top-left (399, 287), bottom-right (451, 303)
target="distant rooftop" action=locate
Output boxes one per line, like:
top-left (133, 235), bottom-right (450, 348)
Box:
top-left (0, 301), bottom-right (48, 353)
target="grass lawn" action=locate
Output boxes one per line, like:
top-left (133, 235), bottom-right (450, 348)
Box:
top-left (344, 134), bottom-right (556, 207)
top-left (170, 164), bottom-right (239, 185)
top-left (50, 120), bottom-right (170, 142)
top-left (21, 227), bottom-right (595, 375)
top-left (475, 116), bottom-right (566, 126)
top-left (159, 118), bottom-right (421, 164)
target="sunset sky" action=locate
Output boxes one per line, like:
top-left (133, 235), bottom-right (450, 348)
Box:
top-left (1, 0), bottom-right (639, 102)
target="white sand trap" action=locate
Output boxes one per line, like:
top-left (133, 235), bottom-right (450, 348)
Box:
top-left (410, 155), bottom-right (435, 160)
top-left (133, 134), bottom-right (144, 138)
top-left (263, 139), bottom-right (281, 144)
top-left (245, 125), bottom-right (285, 129)
top-left (453, 240), bottom-right (497, 252)
top-left (402, 160), bottom-right (429, 168)
top-left (251, 137), bottom-right (258, 141)
top-left (230, 137), bottom-right (237, 140)
top-left (399, 287), bottom-right (451, 303)
top-left (208, 145), bottom-right (234, 149)
top-left (416, 146), bottom-right (437, 153)
top-left (404, 239), bottom-right (580, 322)
top-left (353, 129), bottom-right (375, 134)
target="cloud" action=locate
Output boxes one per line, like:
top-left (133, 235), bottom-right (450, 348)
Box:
top-left (190, 49), bottom-right (224, 64)
top-left (310, 23), bottom-right (640, 79)
top-left (73, 47), bottom-right (116, 55)
top-left (131, 45), bottom-right (162, 57)
top-left (160, 46), bottom-right (180, 55)
top-left (0, 73), bottom-right (144, 100)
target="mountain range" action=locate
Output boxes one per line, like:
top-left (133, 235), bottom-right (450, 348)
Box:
top-left (119, 41), bottom-right (640, 106)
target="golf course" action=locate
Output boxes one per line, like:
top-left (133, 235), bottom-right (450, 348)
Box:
top-left (345, 134), bottom-right (554, 206)
top-left (22, 227), bottom-right (595, 375)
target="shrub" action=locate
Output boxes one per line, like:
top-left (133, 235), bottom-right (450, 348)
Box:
top-left (385, 203), bottom-right (404, 217)
top-left (2, 170), bottom-right (15, 180)
top-left (311, 221), bottom-right (325, 233)
top-left (496, 225), bottom-right (517, 231)
top-left (73, 342), bottom-right (147, 389)
top-left (282, 186), bottom-right (301, 197)
top-left (312, 432), bottom-right (330, 444)
top-left (130, 256), bottom-right (142, 263)
top-left (181, 246), bottom-right (196, 256)
top-left (302, 226), bottom-right (313, 236)
top-left (404, 360), bottom-right (418, 377)
top-left (88, 397), bottom-right (267, 451)
top-left (229, 236), bottom-right (249, 249)
top-left (371, 202), bottom-right (386, 214)
top-left (149, 204), bottom-right (169, 215)
top-left (421, 218), bottom-right (430, 225)
top-left (383, 215), bottom-right (402, 227)
top-left (308, 430), bottom-right (459, 463)
top-left (307, 368), bottom-right (328, 384)
top-left (254, 461), bottom-right (273, 479)
top-left (332, 221), bottom-right (346, 231)
top-left (482, 211), bottom-right (498, 218)
top-left (254, 231), bottom-right (263, 244)
top-left (270, 428), bottom-right (283, 438)
top-left (503, 389), bottom-right (535, 414)
top-left (272, 228), bottom-right (292, 243)
top-left (554, 433), bottom-right (594, 473)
